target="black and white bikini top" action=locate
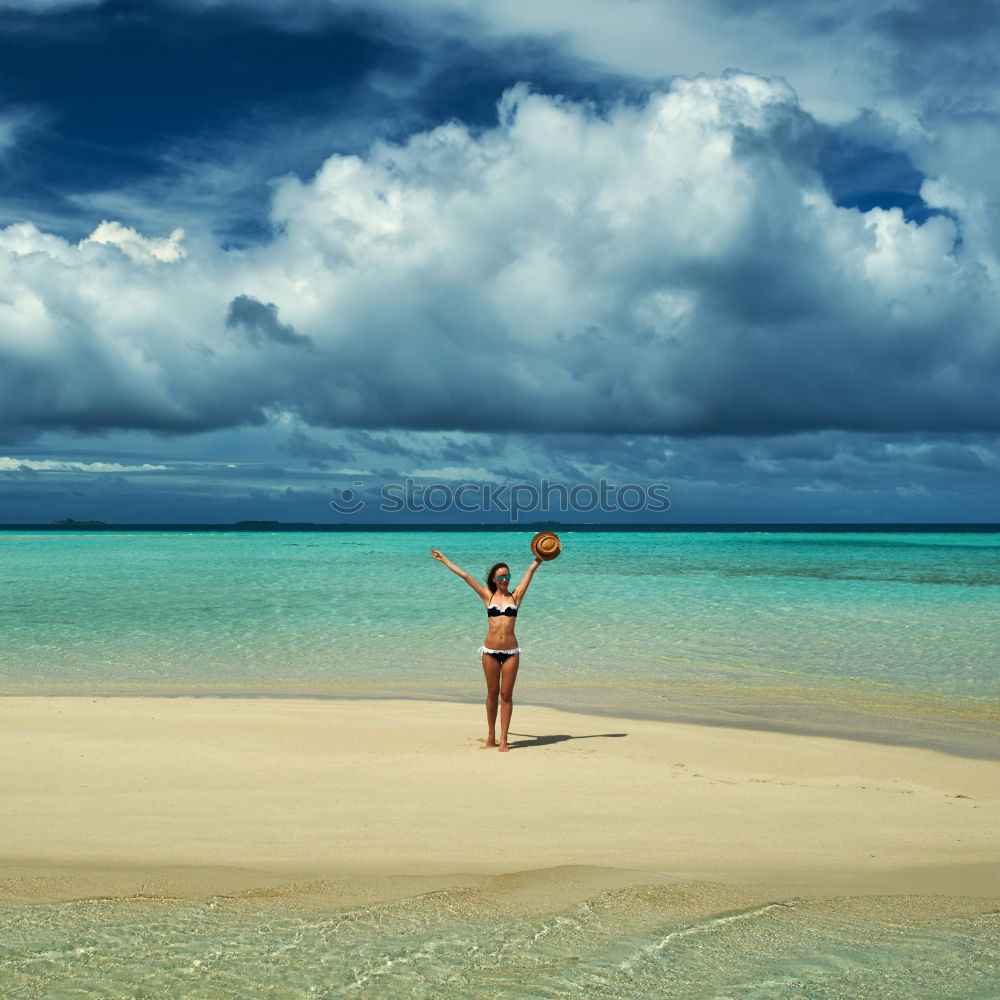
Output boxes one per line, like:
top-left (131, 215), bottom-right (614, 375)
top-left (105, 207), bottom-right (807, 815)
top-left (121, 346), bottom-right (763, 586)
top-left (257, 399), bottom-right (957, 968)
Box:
top-left (486, 596), bottom-right (518, 618)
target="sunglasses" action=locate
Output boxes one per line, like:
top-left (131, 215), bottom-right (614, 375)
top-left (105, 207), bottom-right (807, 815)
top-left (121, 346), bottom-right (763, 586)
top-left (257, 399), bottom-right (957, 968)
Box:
top-left (495, 574), bottom-right (511, 582)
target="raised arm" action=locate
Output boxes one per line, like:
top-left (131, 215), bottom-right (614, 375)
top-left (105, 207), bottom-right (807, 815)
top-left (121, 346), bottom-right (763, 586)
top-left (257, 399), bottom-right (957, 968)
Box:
top-left (430, 549), bottom-right (490, 600)
top-left (512, 556), bottom-right (543, 604)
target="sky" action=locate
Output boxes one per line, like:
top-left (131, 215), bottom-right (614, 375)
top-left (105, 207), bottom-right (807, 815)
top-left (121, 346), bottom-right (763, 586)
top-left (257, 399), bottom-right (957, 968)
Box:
top-left (1, 0), bottom-right (998, 524)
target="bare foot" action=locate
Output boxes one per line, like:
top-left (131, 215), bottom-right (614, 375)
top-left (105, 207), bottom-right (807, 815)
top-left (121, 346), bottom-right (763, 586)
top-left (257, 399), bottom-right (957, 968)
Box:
top-left (484, 737), bottom-right (497, 748)
top-left (498, 743), bottom-right (509, 752)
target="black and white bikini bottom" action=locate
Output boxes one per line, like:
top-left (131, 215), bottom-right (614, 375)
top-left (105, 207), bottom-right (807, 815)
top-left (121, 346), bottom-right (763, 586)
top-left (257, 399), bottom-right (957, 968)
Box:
top-left (479, 645), bottom-right (521, 665)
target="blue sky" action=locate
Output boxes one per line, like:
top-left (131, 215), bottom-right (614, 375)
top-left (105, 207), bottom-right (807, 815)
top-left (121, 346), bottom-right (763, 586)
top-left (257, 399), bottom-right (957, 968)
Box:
top-left (1, 0), bottom-right (998, 523)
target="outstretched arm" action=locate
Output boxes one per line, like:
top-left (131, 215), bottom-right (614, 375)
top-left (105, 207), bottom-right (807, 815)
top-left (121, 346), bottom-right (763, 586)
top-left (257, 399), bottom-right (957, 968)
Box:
top-left (430, 549), bottom-right (490, 600)
top-left (512, 556), bottom-right (543, 604)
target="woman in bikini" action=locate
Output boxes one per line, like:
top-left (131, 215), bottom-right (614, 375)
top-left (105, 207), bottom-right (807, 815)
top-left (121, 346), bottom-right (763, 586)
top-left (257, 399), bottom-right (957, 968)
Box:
top-left (430, 548), bottom-right (543, 751)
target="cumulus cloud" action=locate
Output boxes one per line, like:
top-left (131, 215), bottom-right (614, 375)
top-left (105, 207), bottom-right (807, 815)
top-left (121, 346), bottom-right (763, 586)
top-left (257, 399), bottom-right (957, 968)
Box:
top-left (0, 215), bottom-right (318, 437)
top-left (82, 221), bottom-right (186, 263)
top-left (1, 74), bottom-right (998, 442)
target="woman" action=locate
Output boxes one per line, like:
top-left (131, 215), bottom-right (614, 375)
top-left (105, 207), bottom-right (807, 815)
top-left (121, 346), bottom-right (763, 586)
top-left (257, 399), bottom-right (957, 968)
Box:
top-left (430, 548), bottom-right (543, 751)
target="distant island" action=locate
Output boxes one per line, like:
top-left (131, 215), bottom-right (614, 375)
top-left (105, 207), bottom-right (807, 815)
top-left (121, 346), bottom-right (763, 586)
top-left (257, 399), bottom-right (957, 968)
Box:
top-left (40, 519), bottom-right (316, 529)
top-left (234, 521), bottom-right (316, 527)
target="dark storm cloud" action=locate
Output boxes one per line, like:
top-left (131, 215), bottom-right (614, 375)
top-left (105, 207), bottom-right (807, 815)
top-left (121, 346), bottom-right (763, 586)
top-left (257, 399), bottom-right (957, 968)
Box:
top-left (279, 430), bottom-right (351, 464)
top-left (918, 443), bottom-right (987, 472)
top-left (340, 432), bottom-right (401, 456)
top-left (437, 435), bottom-right (503, 464)
top-left (225, 295), bottom-right (312, 349)
top-left (873, 0), bottom-right (1000, 104)
top-left (4, 425), bottom-right (997, 523)
top-left (317, 426), bottom-right (1000, 523)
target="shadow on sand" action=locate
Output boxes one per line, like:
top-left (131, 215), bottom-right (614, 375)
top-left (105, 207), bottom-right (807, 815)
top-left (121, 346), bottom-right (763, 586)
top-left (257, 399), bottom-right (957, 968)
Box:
top-left (504, 732), bottom-right (628, 750)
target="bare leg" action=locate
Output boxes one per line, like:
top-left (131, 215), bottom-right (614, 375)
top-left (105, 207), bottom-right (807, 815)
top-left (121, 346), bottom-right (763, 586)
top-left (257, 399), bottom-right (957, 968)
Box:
top-left (498, 654), bottom-right (520, 752)
top-left (481, 653), bottom-right (502, 748)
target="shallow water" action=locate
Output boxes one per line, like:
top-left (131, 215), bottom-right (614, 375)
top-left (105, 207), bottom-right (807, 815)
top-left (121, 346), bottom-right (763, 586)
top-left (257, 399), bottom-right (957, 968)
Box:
top-left (1, 529), bottom-right (998, 704)
top-left (2, 882), bottom-right (997, 999)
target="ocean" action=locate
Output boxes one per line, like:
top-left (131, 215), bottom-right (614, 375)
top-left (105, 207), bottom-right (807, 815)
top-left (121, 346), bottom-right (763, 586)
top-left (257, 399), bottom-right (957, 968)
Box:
top-left (2, 526), bottom-right (997, 750)
top-left (2, 526), bottom-right (998, 999)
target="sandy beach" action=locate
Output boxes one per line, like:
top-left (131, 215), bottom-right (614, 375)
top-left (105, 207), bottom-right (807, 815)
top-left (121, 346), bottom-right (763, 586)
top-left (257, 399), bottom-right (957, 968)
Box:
top-left (1, 696), bottom-right (997, 905)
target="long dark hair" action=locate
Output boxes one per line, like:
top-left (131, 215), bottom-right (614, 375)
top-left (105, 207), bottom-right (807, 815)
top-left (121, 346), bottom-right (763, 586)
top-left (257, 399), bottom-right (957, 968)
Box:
top-left (486, 562), bottom-right (510, 593)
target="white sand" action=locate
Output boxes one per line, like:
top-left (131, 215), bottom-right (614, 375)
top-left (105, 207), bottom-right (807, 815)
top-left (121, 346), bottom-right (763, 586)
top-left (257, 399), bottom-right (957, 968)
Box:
top-left (1, 697), bottom-right (997, 901)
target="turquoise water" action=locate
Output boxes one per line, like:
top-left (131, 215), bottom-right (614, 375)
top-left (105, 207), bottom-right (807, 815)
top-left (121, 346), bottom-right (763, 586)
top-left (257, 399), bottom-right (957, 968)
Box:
top-left (2, 529), bottom-right (998, 702)
top-left (2, 884), bottom-right (998, 999)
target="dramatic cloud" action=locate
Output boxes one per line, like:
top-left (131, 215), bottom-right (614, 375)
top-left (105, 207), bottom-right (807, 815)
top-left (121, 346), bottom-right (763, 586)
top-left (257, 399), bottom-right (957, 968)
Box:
top-left (225, 294), bottom-right (313, 349)
top-left (2, 74), bottom-right (998, 444)
top-left (4, 423), bottom-right (998, 524)
top-left (1, 0), bottom-right (996, 524)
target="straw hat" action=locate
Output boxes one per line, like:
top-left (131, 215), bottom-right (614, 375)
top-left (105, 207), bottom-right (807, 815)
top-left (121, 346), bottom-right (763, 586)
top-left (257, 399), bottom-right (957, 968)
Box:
top-left (530, 530), bottom-right (562, 561)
